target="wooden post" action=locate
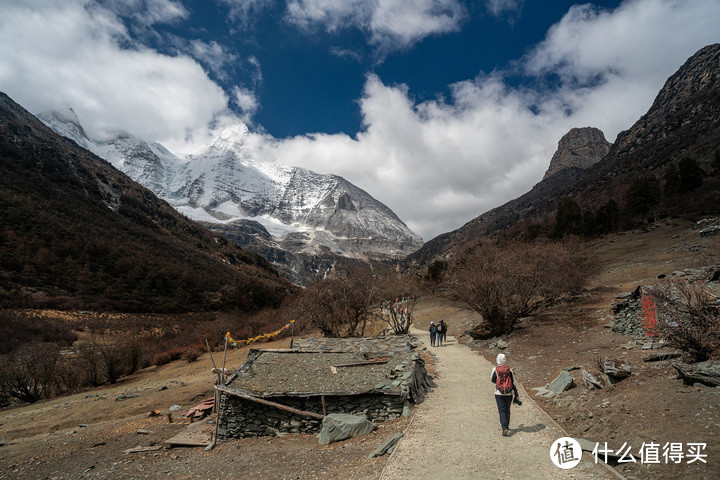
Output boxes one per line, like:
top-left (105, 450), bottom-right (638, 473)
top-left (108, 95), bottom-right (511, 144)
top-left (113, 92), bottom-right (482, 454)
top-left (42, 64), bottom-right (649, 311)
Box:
top-left (215, 385), bottom-right (325, 420)
top-left (221, 335), bottom-right (229, 384)
top-left (321, 395), bottom-right (327, 416)
top-left (206, 339), bottom-right (220, 382)
top-left (290, 320), bottom-right (295, 348)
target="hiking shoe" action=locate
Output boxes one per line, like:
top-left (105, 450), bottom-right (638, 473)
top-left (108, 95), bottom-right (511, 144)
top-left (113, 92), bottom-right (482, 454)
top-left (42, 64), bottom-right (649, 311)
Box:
top-left (502, 429), bottom-right (509, 436)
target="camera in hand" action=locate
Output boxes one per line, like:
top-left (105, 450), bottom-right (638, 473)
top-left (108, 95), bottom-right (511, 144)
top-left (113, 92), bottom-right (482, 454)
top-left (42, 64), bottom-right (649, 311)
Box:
top-left (512, 397), bottom-right (522, 406)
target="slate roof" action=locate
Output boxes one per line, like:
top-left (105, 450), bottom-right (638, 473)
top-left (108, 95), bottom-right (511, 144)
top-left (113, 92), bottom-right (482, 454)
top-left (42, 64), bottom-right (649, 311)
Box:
top-left (226, 336), bottom-right (423, 398)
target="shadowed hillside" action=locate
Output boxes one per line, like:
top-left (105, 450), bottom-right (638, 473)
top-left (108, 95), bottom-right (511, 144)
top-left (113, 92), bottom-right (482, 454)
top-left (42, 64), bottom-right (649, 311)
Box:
top-left (0, 92), bottom-right (292, 312)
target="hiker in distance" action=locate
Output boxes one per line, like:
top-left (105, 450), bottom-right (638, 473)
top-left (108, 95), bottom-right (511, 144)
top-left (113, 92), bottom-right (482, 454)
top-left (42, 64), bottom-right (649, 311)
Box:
top-left (437, 320), bottom-right (447, 346)
top-left (429, 322), bottom-right (437, 347)
top-left (491, 353), bottom-right (521, 436)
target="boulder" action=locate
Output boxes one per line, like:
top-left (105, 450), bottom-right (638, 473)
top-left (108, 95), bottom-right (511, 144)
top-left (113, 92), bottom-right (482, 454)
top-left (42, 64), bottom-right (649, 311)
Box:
top-left (467, 322), bottom-right (495, 340)
top-left (548, 371), bottom-right (575, 394)
top-left (317, 414), bottom-right (376, 445)
top-left (496, 339), bottom-right (508, 349)
top-left (672, 361), bottom-right (720, 387)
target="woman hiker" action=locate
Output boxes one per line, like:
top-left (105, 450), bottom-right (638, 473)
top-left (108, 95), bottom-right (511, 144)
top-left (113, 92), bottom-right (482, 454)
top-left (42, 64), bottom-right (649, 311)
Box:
top-left (429, 322), bottom-right (437, 347)
top-left (437, 320), bottom-right (447, 346)
top-left (491, 353), bottom-right (520, 436)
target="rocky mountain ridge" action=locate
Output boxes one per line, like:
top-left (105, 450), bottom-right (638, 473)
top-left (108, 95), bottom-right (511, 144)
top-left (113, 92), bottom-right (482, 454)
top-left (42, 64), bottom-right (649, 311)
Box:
top-left (409, 43), bottom-right (720, 265)
top-left (542, 127), bottom-right (611, 179)
top-left (39, 113), bottom-right (423, 283)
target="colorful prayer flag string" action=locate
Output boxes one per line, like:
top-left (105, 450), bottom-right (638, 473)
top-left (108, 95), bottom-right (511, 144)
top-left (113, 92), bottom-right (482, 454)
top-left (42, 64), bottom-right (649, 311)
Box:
top-left (225, 320), bottom-right (295, 347)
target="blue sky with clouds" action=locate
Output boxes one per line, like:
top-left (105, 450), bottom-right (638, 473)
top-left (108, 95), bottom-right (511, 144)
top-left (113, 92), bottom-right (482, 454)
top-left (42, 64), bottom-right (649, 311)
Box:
top-left (1, 0), bottom-right (719, 240)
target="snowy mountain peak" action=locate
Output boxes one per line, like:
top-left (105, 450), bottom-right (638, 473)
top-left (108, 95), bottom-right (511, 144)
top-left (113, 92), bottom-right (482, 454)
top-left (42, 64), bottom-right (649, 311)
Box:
top-left (40, 111), bottom-right (424, 281)
top-left (203, 123), bottom-right (251, 155)
top-left (38, 109), bottom-right (90, 149)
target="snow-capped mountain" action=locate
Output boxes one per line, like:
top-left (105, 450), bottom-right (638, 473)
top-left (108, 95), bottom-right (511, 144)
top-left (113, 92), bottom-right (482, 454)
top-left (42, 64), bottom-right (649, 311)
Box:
top-left (39, 110), bottom-right (423, 280)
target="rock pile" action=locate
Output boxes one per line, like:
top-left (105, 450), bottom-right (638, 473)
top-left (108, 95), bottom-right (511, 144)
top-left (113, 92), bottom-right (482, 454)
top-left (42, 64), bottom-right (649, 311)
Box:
top-left (611, 289), bottom-right (645, 336)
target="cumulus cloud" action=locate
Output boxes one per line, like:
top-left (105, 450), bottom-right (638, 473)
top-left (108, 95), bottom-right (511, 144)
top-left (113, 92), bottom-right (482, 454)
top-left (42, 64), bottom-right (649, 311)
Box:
top-left (260, 0), bottom-right (720, 240)
top-left (0, 0), bottom-right (235, 153)
top-left (285, 0), bottom-right (466, 53)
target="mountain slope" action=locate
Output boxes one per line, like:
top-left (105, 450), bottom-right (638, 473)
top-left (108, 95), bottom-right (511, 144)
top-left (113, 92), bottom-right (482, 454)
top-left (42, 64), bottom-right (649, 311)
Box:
top-left (409, 43), bottom-right (720, 264)
top-left (0, 92), bottom-right (291, 312)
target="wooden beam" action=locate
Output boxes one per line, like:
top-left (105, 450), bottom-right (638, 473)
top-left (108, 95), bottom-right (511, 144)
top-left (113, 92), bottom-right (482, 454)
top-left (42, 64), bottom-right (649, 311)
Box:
top-left (332, 359), bottom-right (388, 368)
top-left (215, 385), bottom-right (325, 420)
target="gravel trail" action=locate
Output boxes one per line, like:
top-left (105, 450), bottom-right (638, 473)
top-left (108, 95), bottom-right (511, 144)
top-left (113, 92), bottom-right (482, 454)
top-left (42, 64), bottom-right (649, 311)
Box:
top-left (380, 329), bottom-right (622, 480)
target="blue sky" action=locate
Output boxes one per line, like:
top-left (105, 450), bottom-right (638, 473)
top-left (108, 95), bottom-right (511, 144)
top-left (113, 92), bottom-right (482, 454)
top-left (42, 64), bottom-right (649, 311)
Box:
top-left (1, 0), bottom-right (719, 239)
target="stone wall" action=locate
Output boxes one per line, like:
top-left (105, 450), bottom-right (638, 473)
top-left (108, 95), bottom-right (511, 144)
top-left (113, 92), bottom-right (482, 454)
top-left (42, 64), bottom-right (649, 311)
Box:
top-left (217, 393), bottom-right (406, 439)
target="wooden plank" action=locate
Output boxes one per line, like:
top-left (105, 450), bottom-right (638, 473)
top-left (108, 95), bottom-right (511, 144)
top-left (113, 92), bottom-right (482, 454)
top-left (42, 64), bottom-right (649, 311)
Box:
top-left (332, 359), bottom-right (388, 368)
top-left (124, 445), bottom-right (163, 454)
top-left (216, 385), bottom-right (325, 420)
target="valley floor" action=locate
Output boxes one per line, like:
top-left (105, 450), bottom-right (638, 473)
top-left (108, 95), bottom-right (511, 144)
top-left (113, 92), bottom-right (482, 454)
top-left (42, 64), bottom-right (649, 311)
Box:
top-left (0, 219), bottom-right (718, 479)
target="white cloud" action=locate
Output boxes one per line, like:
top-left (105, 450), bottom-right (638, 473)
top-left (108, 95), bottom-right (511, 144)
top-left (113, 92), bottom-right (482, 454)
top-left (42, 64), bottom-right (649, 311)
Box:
top-left (259, 0), bottom-right (720, 240)
top-left (218, 0), bottom-right (275, 26)
top-left (0, 0), bottom-right (235, 153)
top-left (233, 86), bottom-right (259, 120)
top-left (285, 0), bottom-right (466, 53)
top-left (188, 39), bottom-right (238, 78)
top-left (100, 0), bottom-right (190, 27)
top-left (486, 0), bottom-right (524, 18)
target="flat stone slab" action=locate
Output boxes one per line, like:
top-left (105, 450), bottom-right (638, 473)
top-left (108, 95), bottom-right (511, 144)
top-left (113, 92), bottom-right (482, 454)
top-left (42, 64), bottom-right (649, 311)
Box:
top-left (368, 432), bottom-right (404, 458)
top-left (548, 370), bottom-right (574, 394)
top-left (317, 413), bottom-right (376, 445)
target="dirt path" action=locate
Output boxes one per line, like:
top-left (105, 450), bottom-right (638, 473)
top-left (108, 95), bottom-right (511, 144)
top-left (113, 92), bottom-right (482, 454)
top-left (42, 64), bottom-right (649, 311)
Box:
top-left (380, 328), bottom-right (621, 480)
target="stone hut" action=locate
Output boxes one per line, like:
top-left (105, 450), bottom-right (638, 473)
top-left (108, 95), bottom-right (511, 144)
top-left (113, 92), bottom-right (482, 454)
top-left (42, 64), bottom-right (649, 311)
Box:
top-left (216, 336), bottom-right (432, 439)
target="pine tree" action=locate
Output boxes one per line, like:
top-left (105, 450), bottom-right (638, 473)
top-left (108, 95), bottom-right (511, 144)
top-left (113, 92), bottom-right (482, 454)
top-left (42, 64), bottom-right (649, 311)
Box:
top-left (677, 157), bottom-right (705, 192)
top-left (552, 198), bottom-right (582, 238)
top-left (625, 175), bottom-right (661, 220)
top-left (663, 163), bottom-right (682, 198)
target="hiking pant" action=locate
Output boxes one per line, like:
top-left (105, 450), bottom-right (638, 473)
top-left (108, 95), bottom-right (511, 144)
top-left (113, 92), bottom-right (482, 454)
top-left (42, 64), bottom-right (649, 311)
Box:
top-left (495, 395), bottom-right (512, 430)
top-left (430, 332), bottom-right (436, 346)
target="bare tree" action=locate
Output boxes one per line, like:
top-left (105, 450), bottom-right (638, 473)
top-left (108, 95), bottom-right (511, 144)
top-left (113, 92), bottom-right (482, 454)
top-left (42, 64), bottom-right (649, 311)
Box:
top-left (449, 239), bottom-right (589, 337)
top-left (0, 343), bottom-right (60, 403)
top-left (654, 281), bottom-right (720, 361)
top-left (375, 275), bottom-right (420, 335)
top-left (296, 266), bottom-right (382, 337)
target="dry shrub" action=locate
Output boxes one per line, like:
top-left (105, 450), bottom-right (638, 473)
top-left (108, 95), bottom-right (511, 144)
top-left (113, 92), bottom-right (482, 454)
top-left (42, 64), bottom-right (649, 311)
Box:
top-left (654, 281), bottom-right (720, 361)
top-left (0, 310), bottom-right (78, 355)
top-left (0, 343), bottom-right (60, 403)
top-left (182, 344), bottom-right (204, 363)
top-left (154, 347), bottom-right (185, 366)
top-left (449, 239), bottom-right (590, 337)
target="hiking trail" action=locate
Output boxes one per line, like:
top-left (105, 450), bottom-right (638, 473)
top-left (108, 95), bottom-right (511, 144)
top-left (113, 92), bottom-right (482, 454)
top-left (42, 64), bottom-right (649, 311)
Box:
top-left (380, 328), bottom-right (624, 480)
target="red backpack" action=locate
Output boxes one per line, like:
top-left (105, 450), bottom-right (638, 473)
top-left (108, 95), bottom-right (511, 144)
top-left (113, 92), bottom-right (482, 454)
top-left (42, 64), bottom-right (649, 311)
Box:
top-left (496, 366), bottom-right (513, 394)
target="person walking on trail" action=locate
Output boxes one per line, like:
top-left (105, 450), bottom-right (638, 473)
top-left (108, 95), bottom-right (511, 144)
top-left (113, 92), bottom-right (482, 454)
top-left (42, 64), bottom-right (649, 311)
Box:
top-left (429, 322), bottom-right (437, 347)
top-left (437, 320), bottom-right (447, 346)
top-left (491, 353), bottom-right (520, 436)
